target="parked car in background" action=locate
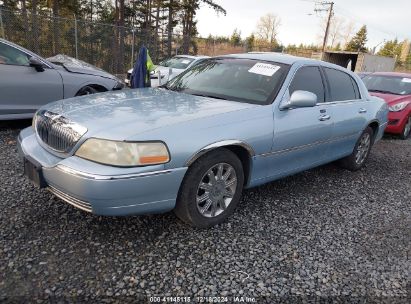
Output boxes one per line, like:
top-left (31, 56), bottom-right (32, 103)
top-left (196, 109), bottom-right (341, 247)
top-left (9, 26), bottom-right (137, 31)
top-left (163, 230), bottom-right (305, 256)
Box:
top-left (362, 72), bottom-right (411, 139)
top-left (357, 72), bottom-right (371, 78)
top-left (0, 38), bottom-right (124, 120)
top-left (18, 53), bottom-right (388, 228)
top-left (125, 55), bottom-right (209, 87)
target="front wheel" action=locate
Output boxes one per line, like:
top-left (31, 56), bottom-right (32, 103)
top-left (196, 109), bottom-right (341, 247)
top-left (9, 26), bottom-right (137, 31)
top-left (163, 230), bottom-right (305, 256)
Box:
top-left (75, 85), bottom-right (99, 96)
top-left (174, 148), bottom-right (244, 228)
top-left (338, 127), bottom-right (374, 171)
top-left (400, 116), bottom-right (411, 140)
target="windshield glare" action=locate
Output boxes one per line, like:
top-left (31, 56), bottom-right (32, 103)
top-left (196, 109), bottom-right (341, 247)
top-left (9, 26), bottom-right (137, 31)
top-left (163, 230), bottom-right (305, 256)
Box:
top-left (160, 56), bottom-right (194, 69)
top-left (363, 75), bottom-right (411, 95)
top-left (165, 58), bottom-right (289, 105)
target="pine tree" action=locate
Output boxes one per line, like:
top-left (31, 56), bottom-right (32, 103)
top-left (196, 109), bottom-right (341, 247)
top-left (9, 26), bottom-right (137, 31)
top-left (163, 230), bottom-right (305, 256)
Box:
top-left (245, 34), bottom-right (255, 52)
top-left (345, 25), bottom-right (368, 52)
top-left (230, 28), bottom-right (241, 46)
top-left (333, 42), bottom-right (341, 51)
top-left (378, 39), bottom-right (402, 58)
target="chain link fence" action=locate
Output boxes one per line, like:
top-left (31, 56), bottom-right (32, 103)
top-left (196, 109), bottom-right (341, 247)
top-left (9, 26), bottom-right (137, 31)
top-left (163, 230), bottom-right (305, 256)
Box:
top-left (0, 7), bottom-right (286, 76)
top-left (5, 7), bottom-right (405, 75)
top-left (0, 7), bottom-right (161, 76)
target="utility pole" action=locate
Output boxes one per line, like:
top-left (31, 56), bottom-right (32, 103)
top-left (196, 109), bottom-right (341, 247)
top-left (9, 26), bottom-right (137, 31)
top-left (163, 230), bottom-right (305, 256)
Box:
top-left (314, 1), bottom-right (334, 53)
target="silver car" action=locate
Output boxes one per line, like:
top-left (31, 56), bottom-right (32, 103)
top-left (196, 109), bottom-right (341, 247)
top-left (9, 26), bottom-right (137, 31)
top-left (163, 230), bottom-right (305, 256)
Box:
top-left (0, 39), bottom-right (124, 120)
top-left (125, 55), bottom-right (209, 87)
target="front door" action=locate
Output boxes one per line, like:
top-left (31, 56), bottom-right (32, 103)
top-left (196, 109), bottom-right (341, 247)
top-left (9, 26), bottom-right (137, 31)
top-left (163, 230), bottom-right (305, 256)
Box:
top-left (266, 65), bottom-right (334, 179)
top-left (0, 42), bottom-right (63, 117)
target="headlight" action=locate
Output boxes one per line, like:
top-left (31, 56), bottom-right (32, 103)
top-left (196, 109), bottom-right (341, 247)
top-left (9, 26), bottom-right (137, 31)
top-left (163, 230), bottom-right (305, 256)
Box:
top-left (389, 101), bottom-right (409, 112)
top-left (75, 138), bottom-right (170, 167)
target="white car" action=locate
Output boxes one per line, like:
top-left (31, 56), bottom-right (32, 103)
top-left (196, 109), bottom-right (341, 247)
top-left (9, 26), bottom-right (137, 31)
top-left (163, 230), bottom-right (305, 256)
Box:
top-left (125, 55), bottom-right (209, 87)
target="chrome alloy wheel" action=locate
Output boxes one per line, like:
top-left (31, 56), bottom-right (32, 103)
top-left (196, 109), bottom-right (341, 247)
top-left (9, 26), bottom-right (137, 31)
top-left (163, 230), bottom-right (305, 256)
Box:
top-left (355, 133), bottom-right (371, 165)
top-left (403, 116), bottom-right (411, 138)
top-left (196, 163), bottom-right (237, 218)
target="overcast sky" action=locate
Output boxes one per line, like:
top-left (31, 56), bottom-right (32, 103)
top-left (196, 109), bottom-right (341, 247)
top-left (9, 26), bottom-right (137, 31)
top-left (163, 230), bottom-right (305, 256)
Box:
top-left (196, 0), bottom-right (411, 49)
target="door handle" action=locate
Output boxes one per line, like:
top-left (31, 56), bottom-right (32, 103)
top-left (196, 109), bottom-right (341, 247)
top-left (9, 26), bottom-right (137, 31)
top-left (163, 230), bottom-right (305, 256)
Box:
top-left (318, 114), bottom-right (331, 121)
top-left (359, 108), bottom-right (367, 114)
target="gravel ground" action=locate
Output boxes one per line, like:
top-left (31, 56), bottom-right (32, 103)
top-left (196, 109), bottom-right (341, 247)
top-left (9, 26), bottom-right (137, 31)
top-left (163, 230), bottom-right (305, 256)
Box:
top-left (0, 120), bottom-right (410, 303)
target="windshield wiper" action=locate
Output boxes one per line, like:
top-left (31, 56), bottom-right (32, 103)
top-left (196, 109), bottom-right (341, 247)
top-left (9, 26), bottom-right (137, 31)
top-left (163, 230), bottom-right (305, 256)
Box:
top-left (190, 93), bottom-right (228, 100)
top-left (368, 89), bottom-right (400, 95)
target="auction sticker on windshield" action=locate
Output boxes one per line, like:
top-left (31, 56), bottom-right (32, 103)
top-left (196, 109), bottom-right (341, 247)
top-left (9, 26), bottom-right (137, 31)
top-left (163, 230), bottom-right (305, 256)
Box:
top-left (248, 62), bottom-right (280, 76)
top-left (401, 78), bottom-right (411, 83)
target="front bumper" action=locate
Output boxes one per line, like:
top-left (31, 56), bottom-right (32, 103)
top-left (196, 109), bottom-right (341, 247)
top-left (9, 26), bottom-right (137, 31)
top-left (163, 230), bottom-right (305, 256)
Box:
top-left (18, 127), bottom-right (187, 216)
top-left (385, 111), bottom-right (409, 134)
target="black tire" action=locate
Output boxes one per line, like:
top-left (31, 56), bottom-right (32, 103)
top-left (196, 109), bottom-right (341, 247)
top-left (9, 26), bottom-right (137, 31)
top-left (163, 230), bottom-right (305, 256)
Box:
top-left (174, 148), bottom-right (244, 228)
top-left (76, 85), bottom-right (99, 96)
top-left (338, 127), bottom-right (374, 171)
top-left (400, 115), bottom-right (411, 140)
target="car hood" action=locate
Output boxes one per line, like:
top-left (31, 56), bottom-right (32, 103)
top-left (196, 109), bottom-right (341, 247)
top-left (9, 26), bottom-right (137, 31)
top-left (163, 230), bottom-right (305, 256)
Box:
top-left (43, 88), bottom-right (258, 140)
top-left (369, 92), bottom-right (411, 105)
top-left (47, 54), bottom-right (117, 80)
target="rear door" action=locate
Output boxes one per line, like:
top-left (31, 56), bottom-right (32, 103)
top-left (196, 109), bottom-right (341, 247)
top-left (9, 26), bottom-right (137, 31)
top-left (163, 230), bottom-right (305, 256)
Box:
top-left (0, 41), bottom-right (63, 117)
top-left (267, 65), bottom-right (334, 178)
top-left (321, 67), bottom-right (368, 158)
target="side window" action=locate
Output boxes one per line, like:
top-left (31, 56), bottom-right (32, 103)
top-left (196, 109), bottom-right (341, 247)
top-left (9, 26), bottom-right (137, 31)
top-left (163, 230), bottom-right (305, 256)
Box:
top-left (350, 77), bottom-right (361, 99)
top-left (289, 66), bottom-right (325, 103)
top-left (0, 42), bottom-right (30, 66)
top-left (324, 67), bottom-right (359, 101)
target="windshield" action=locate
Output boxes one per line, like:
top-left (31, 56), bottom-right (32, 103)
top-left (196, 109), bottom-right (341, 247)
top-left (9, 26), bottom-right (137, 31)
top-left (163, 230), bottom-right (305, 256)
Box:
top-left (164, 58), bottom-right (290, 105)
top-left (159, 56), bottom-right (195, 69)
top-left (363, 75), bottom-right (411, 95)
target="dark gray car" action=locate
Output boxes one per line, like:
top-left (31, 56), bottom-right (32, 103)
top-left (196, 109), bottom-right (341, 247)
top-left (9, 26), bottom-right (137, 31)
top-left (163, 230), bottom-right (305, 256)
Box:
top-left (0, 39), bottom-right (124, 120)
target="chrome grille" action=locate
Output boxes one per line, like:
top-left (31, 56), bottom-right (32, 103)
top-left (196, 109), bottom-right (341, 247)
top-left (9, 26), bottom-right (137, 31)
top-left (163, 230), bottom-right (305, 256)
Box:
top-left (35, 110), bottom-right (87, 153)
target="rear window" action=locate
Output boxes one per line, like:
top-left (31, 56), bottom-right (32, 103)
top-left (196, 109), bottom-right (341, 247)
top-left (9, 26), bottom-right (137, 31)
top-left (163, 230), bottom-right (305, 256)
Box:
top-left (324, 68), bottom-right (360, 101)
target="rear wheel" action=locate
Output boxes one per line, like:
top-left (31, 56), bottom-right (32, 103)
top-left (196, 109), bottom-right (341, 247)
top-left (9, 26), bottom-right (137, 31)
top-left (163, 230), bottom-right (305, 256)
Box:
top-left (75, 85), bottom-right (99, 96)
top-left (174, 148), bottom-right (244, 228)
top-left (400, 116), bottom-right (411, 140)
top-left (338, 127), bottom-right (374, 171)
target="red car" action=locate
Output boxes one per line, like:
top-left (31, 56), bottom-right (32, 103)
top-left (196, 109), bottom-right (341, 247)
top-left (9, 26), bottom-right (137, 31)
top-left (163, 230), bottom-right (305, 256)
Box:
top-left (362, 72), bottom-right (411, 139)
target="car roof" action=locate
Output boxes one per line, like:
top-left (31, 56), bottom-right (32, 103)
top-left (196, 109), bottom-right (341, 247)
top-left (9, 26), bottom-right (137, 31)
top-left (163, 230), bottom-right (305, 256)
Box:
top-left (219, 52), bottom-right (316, 65)
top-left (174, 55), bottom-right (210, 60)
top-left (367, 71), bottom-right (411, 78)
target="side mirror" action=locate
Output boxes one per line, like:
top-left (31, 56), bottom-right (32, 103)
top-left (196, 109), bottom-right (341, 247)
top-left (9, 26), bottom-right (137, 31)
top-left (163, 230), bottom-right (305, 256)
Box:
top-left (29, 57), bottom-right (45, 72)
top-left (280, 90), bottom-right (317, 110)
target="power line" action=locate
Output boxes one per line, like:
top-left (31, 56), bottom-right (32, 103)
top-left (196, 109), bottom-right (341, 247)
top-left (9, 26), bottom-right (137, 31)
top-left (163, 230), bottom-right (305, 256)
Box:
top-left (333, 4), bottom-right (401, 39)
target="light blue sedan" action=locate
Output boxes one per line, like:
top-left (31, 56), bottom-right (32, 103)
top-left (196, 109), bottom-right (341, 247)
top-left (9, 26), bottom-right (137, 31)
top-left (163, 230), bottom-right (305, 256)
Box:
top-left (18, 53), bottom-right (388, 228)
